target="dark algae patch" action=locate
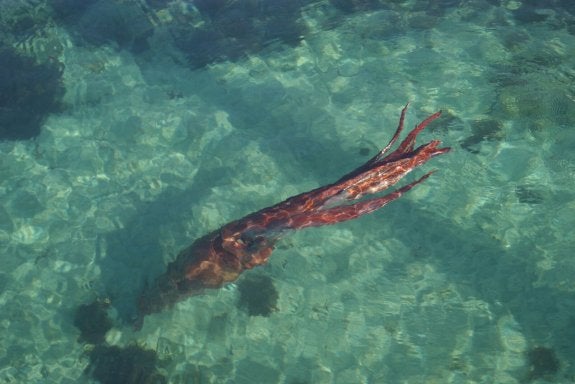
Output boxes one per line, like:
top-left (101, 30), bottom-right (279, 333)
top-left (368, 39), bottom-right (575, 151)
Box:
top-left (0, 43), bottom-right (64, 140)
top-left (86, 345), bottom-right (167, 384)
top-left (74, 299), bottom-right (113, 345)
top-left (171, 0), bottom-right (306, 69)
top-left (526, 346), bottom-right (560, 382)
top-left (74, 300), bottom-right (166, 383)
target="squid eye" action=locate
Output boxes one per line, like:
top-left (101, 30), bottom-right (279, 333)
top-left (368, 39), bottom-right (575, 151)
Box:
top-left (240, 234), bottom-right (266, 251)
top-left (239, 234), bottom-right (253, 246)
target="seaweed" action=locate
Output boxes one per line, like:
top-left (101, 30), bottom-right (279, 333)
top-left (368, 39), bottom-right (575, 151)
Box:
top-left (0, 43), bottom-right (64, 140)
top-left (73, 299), bottom-right (113, 345)
top-left (171, 0), bottom-right (307, 69)
top-left (49, 0), bottom-right (153, 53)
top-left (526, 346), bottom-right (560, 381)
top-left (86, 345), bottom-right (167, 384)
top-left (74, 300), bottom-right (167, 383)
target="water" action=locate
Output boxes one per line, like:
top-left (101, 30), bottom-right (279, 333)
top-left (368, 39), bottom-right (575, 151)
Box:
top-left (0, 0), bottom-right (574, 383)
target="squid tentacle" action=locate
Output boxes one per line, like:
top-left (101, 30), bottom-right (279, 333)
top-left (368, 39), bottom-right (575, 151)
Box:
top-left (228, 104), bottom-right (448, 235)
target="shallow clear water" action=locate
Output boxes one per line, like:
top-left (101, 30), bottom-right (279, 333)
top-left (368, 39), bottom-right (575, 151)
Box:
top-left (1, 1), bottom-right (574, 383)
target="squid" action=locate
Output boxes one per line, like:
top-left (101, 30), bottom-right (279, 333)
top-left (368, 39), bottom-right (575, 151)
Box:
top-left (136, 104), bottom-right (450, 327)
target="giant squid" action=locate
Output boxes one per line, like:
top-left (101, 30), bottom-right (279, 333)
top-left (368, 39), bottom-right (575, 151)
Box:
top-left (136, 104), bottom-right (450, 327)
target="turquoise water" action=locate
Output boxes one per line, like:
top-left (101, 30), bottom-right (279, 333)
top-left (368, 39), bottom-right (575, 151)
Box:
top-left (1, 1), bottom-right (574, 383)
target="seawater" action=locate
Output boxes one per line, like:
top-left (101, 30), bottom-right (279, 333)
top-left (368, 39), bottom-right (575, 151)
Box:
top-left (0, 1), bottom-right (574, 383)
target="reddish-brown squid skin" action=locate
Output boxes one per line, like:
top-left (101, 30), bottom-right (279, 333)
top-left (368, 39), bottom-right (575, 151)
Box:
top-left (136, 104), bottom-right (450, 327)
